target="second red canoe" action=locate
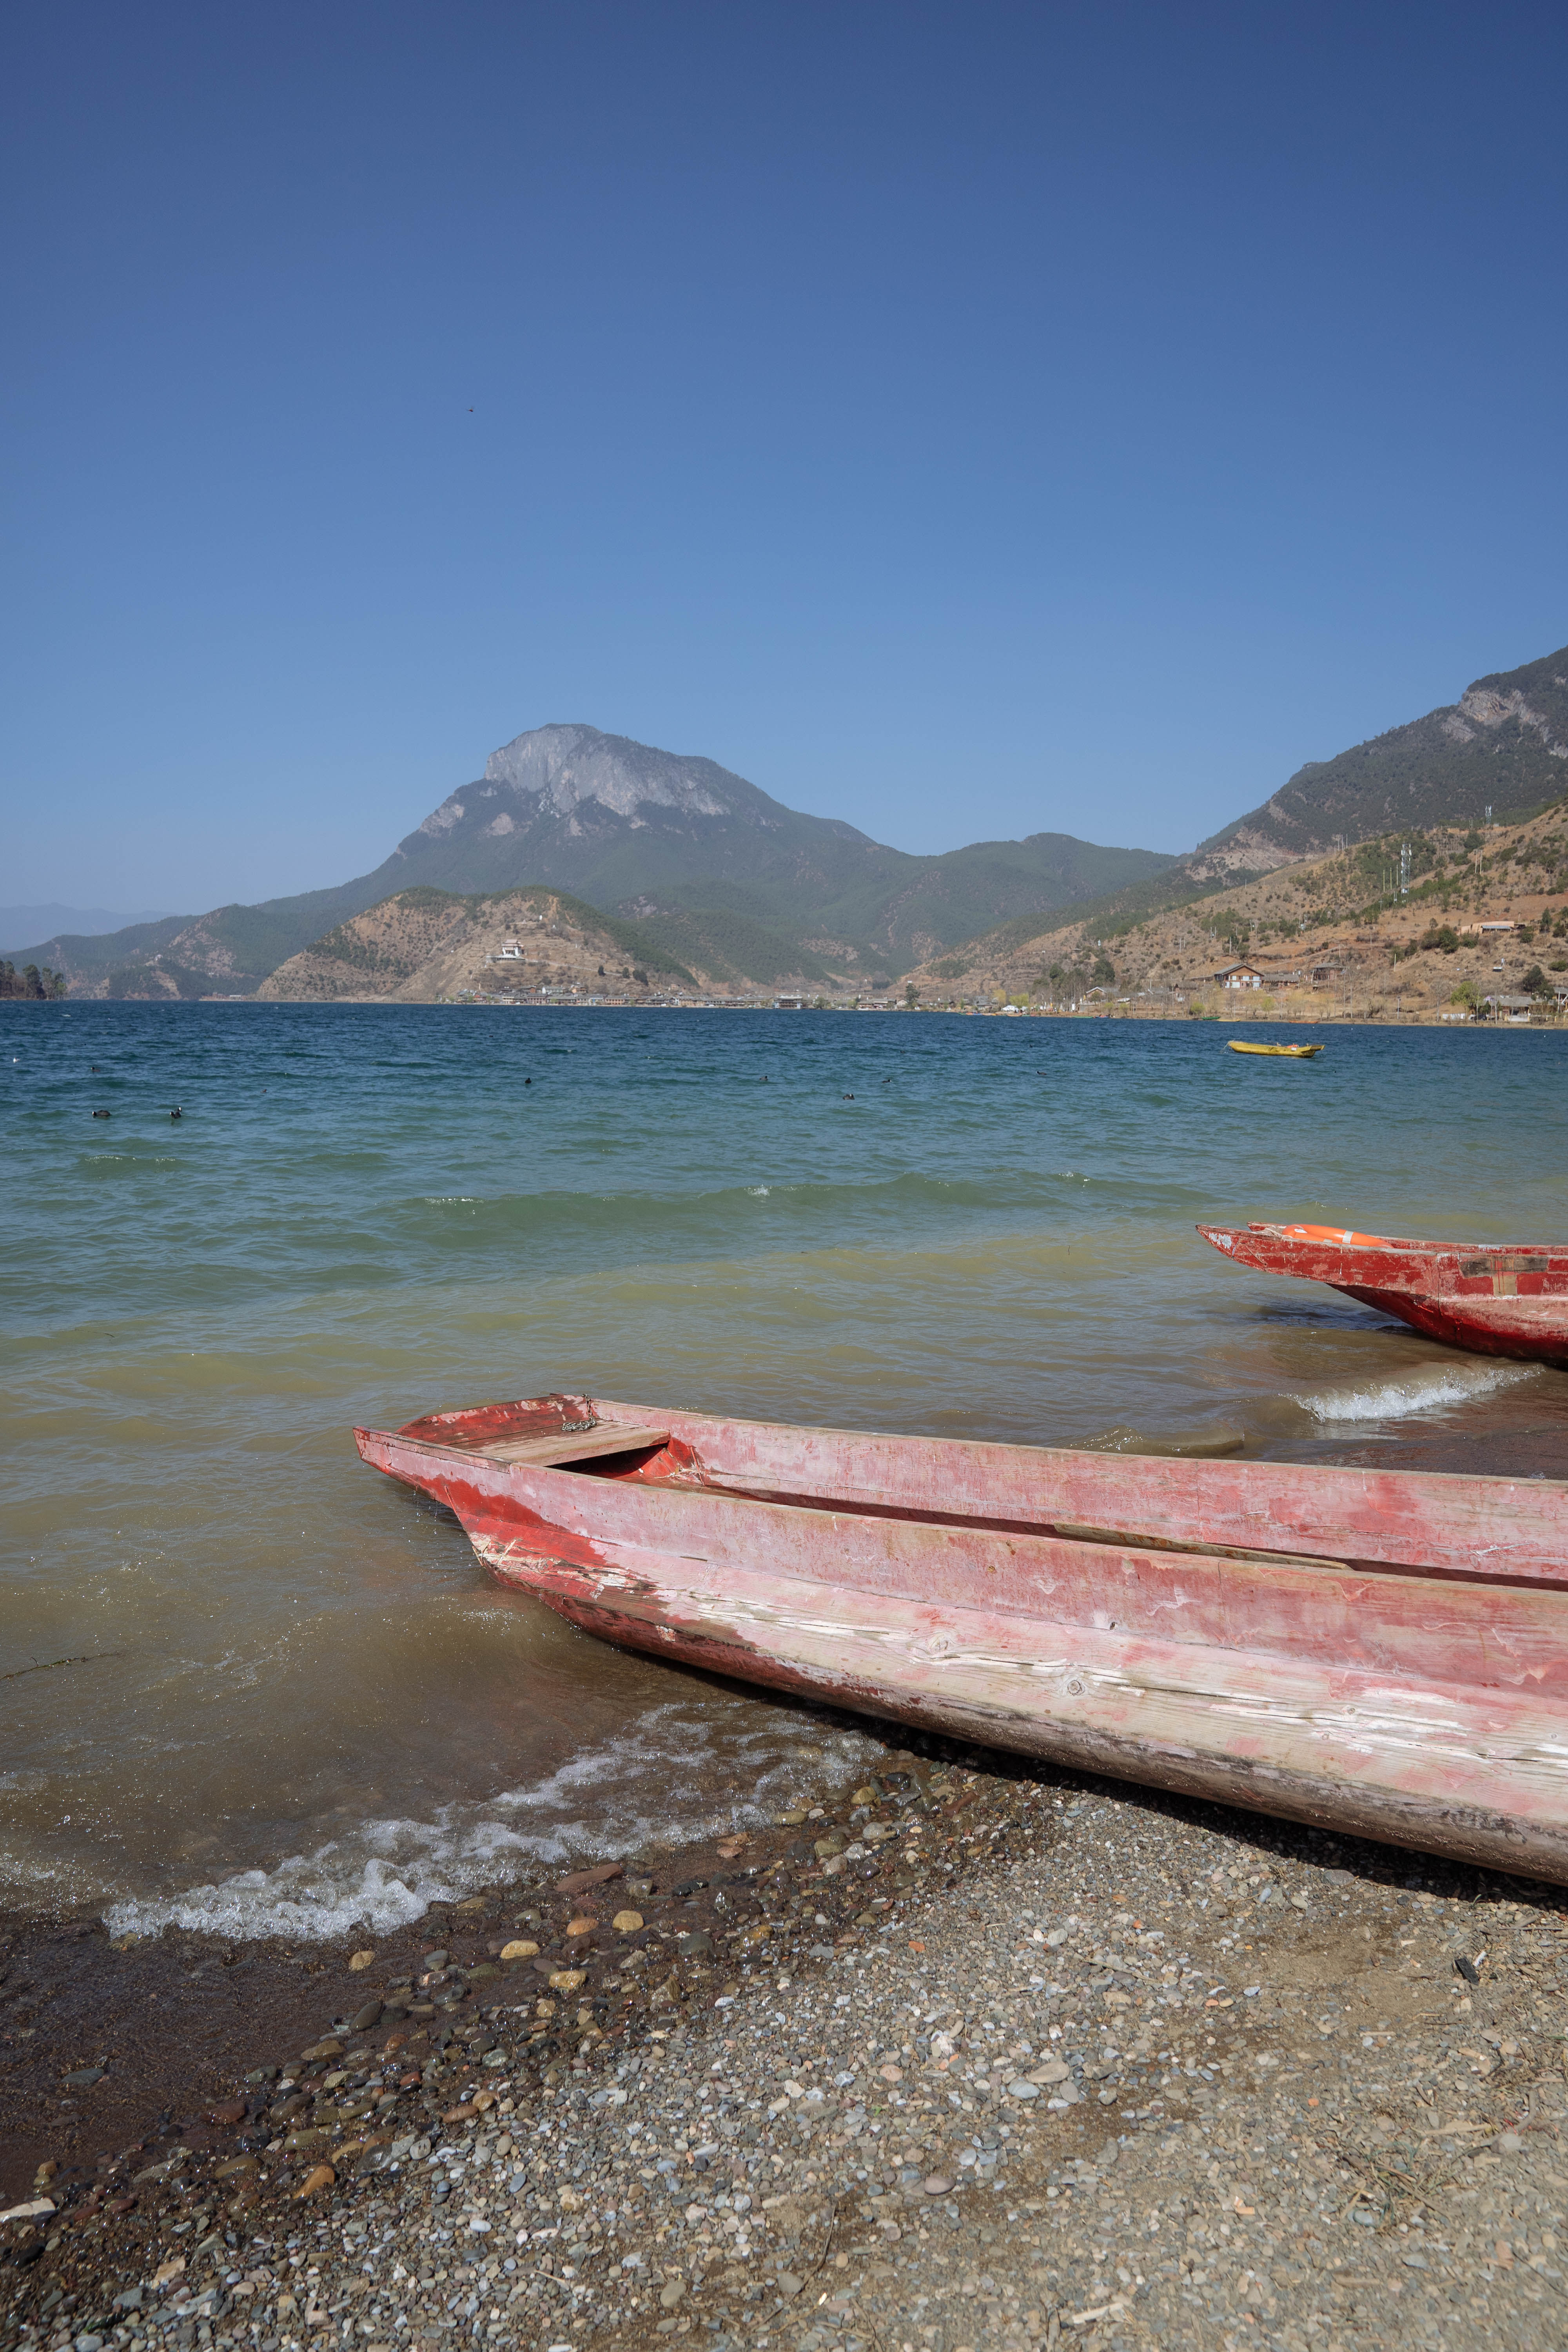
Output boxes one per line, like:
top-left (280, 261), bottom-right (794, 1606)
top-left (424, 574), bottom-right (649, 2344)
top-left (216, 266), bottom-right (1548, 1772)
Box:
top-left (1200, 1221), bottom-right (1568, 1366)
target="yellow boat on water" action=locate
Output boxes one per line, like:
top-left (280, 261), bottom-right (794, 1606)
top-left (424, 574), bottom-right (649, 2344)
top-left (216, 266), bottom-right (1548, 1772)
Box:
top-left (1228, 1040), bottom-right (1324, 1058)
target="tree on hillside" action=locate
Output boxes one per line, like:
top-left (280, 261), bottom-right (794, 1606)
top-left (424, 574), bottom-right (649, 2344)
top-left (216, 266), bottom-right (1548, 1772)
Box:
top-left (0, 959), bottom-right (67, 999)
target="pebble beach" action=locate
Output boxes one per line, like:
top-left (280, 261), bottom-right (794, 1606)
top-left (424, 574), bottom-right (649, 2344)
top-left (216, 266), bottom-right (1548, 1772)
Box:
top-left (5, 1738), bottom-right (1567, 2352)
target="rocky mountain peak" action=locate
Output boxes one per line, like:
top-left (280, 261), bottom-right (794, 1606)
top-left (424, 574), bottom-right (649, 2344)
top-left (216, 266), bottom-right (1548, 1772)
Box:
top-left (477, 723), bottom-right (737, 821)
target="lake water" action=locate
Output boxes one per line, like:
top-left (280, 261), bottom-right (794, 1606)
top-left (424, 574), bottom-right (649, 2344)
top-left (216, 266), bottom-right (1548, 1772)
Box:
top-left (4, 1003), bottom-right (1565, 1941)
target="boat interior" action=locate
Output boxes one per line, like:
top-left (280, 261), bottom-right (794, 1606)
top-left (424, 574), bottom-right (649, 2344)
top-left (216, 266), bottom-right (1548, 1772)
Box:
top-left (371, 1392), bottom-right (1568, 1593)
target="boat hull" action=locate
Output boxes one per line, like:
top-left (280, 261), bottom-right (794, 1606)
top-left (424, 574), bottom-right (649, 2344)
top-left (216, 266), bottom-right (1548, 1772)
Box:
top-left (356, 1396), bottom-right (1568, 1886)
top-left (1200, 1221), bottom-right (1568, 1365)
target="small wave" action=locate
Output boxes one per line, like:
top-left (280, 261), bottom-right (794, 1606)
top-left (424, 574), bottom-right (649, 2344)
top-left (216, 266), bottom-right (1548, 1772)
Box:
top-left (1293, 1359), bottom-right (1541, 1425)
top-left (100, 1711), bottom-right (882, 1944)
top-left (1083, 1421), bottom-right (1247, 1457)
top-left (748, 1185), bottom-right (770, 1197)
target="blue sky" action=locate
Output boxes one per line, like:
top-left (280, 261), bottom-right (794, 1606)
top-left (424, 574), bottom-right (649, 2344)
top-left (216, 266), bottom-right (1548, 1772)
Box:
top-left (5, 0), bottom-right (1566, 912)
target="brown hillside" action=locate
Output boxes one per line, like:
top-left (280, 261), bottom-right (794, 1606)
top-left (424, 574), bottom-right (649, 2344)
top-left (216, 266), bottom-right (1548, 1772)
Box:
top-left (904, 800), bottom-right (1568, 1020)
top-left (258, 887), bottom-right (702, 1003)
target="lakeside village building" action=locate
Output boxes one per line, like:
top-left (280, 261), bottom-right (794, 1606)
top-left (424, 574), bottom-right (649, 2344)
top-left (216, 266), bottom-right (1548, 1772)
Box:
top-left (1213, 958), bottom-right (1344, 991)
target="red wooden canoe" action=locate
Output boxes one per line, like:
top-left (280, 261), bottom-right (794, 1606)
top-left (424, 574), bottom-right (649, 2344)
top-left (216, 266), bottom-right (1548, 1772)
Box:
top-left (356, 1393), bottom-right (1568, 1886)
top-left (1199, 1221), bottom-right (1568, 1365)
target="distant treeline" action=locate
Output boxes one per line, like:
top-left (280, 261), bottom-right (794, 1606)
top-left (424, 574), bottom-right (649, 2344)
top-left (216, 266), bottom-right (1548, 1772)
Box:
top-left (0, 959), bottom-right (68, 999)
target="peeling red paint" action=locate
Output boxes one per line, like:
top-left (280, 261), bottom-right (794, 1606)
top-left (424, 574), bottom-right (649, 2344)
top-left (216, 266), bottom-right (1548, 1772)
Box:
top-left (356, 1395), bottom-right (1568, 1885)
top-left (1200, 1222), bottom-right (1568, 1364)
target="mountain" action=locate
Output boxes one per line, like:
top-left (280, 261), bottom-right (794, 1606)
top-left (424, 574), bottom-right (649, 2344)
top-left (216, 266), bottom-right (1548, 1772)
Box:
top-left (258, 887), bottom-right (697, 1002)
top-left (338, 724), bottom-right (1174, 977)
top-left (902, 796), bottom-right (1568, 1011)
top-left (0, 904), bottom-right (174, 949)
top-left (18, 724), bottom-right (1173, 996)
top-left (904, 641), bottom-right (1568, 985)
top-left (8, 886), bottom-right (400, 1001)
top-left (1194, 643), bottom-right (1568, 873)
top-left (30, 650), bottom-right (1564, 1005)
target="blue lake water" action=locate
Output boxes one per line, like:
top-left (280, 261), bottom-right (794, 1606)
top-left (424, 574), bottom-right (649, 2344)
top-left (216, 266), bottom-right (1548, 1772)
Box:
top-left (4, 1002), bottom-right (1565, 1938)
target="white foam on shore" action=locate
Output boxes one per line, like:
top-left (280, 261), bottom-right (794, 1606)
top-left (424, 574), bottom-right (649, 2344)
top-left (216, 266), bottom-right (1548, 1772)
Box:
top-left (100, 1708), bottom-right (884, 1945)
top-left (1294, 1358), bottom-right (1540, 1425)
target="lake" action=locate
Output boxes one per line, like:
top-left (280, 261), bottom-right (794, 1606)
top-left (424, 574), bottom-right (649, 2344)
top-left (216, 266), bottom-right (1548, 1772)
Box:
top-left (4, 1002), bottom-right (1564, 1940)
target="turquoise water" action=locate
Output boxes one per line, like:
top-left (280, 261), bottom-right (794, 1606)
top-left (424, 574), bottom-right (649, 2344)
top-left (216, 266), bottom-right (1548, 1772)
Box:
top-left (3, 1003), bottom-right (1565, 1937)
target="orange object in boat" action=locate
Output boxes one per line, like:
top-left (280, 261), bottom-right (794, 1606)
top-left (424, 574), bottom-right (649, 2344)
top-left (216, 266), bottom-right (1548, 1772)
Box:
top-left (1279, 1223), bottom-right (1387, 1247)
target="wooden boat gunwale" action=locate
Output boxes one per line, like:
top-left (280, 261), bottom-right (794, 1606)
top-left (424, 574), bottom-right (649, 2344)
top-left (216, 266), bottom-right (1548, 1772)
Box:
top-left (368, 1393), bottom-right (1568, 1583)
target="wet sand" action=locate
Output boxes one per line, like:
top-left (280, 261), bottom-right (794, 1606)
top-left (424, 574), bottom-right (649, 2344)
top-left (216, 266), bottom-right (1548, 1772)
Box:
top-left (5, 1732), bottom-right (1568, 2352)
top-left (0, 1728), bottom-right (985, 2194)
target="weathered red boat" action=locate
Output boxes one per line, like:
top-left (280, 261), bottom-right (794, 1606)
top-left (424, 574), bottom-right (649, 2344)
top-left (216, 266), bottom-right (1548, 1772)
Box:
top-left (1199, 1220), bottom-right (1568, 1366)
top-left (356, 1392), bottom-right (1568, 1886)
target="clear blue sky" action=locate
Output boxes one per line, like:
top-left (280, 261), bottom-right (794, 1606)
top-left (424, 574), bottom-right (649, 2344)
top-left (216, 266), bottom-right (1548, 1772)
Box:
top-left (5, 0), bottom-right (1566, 913)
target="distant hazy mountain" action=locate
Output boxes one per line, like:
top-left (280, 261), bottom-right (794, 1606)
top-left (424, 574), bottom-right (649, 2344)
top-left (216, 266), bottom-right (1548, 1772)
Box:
top-left (7, 891), bottom-right (391, 1001)
top-left (1194, 643), bottom-right (1568, 874)
top-left (23, 725), bottom-right (1173, 996)
top-left (0, 903), bottom-right (173, 950)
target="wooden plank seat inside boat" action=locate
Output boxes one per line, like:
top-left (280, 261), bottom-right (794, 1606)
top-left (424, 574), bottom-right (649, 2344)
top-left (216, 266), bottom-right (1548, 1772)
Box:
top-left (472, 1423), bottom-right (672, 1468)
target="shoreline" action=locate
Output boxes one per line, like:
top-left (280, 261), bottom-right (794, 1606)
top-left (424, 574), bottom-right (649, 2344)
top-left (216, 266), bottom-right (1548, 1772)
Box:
top-left (8, 997), bottom-right (1566, 1027)
top-left (0, 1729), bottom-right (1008, 2204)
top-left (5, 1735), bottom-right (1566, 2352)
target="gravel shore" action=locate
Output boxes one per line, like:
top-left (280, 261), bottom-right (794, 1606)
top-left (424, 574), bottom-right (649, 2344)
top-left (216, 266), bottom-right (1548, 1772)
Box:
top-left (5, 1739), bottom-right (1568, 2352)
